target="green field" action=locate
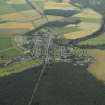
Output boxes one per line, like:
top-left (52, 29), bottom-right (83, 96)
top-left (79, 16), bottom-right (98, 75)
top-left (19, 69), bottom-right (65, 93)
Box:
top-left (0, 37), bottom-right (12, 50)
top-left (11, 4), bottom-right (32, 11)
top-left (54, 27), bottom-right (81, 34)
top-left (80, 17), bottom-right (102, 23)
top-left (0, 0), bottom-right (44, 15)
top-left (0, 36), bottom-right (23, 58)
top-left (0, 5), bottom-right (16, 15)
top-left (0, 0), bottom-right (7, 4)
top-left (78, 32), bottom-right (105, 46)
top-left (0, 4), bottom-right (32, 15)
top-left (0, 59), bottom-right (41, 77)
top-left (0, 48), bottom-right (23, 58)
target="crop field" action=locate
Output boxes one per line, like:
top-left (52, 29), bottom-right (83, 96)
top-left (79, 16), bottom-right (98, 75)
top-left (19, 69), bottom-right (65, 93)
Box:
top-left (0, 59), bottom-right (41, 77)
top-left (74, 8), bottom-right (102, 19)
top-left (0, 5), bottom-right (16, 15)
top-left (78, 32), bottom-right (105, 46)
top-left (0, 36), bottom-right (23, 58)
top-left (0, 1), bottom-right (31, 15)
top-left (45, 9), bottom-right (79, 17)
top-left (0, 37), bottom-right (12, 50)
top-left (44, 2), bottom-right (102, 40)
top-left (47, 15), bottom-right (64, 21)
top-left (80, 17), bottom-right (102, 23)
top-left (0, 0), bottom-right (7, 4)
top-left (64, 9), bottom-right (102, 39)
top-left (54, 27), bottom-right (81, 34)
top-left (7, 0), bottom-right (26, 4)
top-left (86, 49), bottom-right (105, 83)
top-left (45, 2), bottom-right (71, 9)
top-left (0, 10), bottom-right (41, 23)
top-left (64, 22), bottom-right (101, 39)
top-left (0, 48), bottom-right (23, 58)
top-left (10, 4), bottom-right (32, 11)
top-left (0, 22), bottom-right (33, 29)
top-left (0, 0), bottom-right (43, 33)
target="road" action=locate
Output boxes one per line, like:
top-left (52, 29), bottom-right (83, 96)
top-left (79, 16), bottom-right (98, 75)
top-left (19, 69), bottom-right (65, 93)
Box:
top-left (28, 35), bottom-right (52, 105)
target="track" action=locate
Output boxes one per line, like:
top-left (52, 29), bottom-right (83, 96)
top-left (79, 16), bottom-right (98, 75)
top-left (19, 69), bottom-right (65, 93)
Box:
top-left (28, 35), bottom-right (52, 105)
top-left (24, 1), bottom-right (62, 105)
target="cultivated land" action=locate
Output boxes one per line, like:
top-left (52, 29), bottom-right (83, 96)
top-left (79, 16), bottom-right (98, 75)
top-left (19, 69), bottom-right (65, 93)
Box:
top-left (44, 1), bottom-right (105, 85)
top-left (44, 2), bottom-right (102, 40)
top-left (78, 32), bottom-right (105, 46)
top-left (83, 49), bottom-right (105, 84)
top-left (1, 1), bottom-right (105, 105)
top-left (0, 0), bottom-right (45, 33)
top-left (64, 9), bottom-right (102, 39)
top-left (0, 59), bottom-right (41, 77)
top-left (0, 0), bottom-right (44, 77)
top-left (0, 36), bottom-right (23, 58)
top-left (0, 0), bottom-right (104, 79)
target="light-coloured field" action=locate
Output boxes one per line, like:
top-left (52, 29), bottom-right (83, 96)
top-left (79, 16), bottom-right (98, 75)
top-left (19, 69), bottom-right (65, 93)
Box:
top-left (7, 0), bottom-right (26, 4)
top-left (0, 10), bottom-right (41, 22)
top-left (87, 50), bottom-right (105, 83)
top-left (78, 32), bottom-right (105, 45)
top-left (44, 2), bottom-right (78, 10)
top-left (0, 36), bottom-right (24, 58)
top-left (64, 22), bottom-right (101, 39)
top-left (0, 59), bottom-right (41, 77)
top-left (0, 0), bottom-right (44, 32)
top-left (0, 22), bottom-right (33, 29)
top-left (74, 8), bottom-right (102, 19)
top-left (64, 8), bottom-right (102, 39)
top-left (47, 15), bottom-right (64, 21)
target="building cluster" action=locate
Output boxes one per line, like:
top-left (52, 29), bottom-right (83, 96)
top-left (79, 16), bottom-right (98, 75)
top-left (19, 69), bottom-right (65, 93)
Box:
top-left (0, 27), bottom-right (93, 68)
top-left (22, 28), bottom-right (93, 65)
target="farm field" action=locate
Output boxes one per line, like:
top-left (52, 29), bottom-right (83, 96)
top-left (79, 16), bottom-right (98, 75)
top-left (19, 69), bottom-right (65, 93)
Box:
top-left (0, 0), bottom-right (104, 78)
top-left (0, 22), bottom-right (33, 29)
top-left (0, 59), bottom-right (41, 77)
top-left (78, 32), bottom-right (105, 46)
top-left (86, 49), bottom-right (105, 83)
top-left (47, 15), bottom-right (64, 21)
top-left (0, 37), bottom-right (12, 50)
top-left (0, 0), bottom-right (44, 34)
top-left (64, 22), bottom-right (101, 39)
top-left (54, 27), bottom-right (81, 34)
top-left (64, 8), bottom-right (102, 39)
top-left (1, 1), bottom-right (105, 105)
top-left (44, 2), bottom-right (102, 40)
top-left (44, 1), bottom-right (79, 10)
top-left (7, 0), bottom-right (26, 4)
top-left (0, 48), bottom-right (23, 58)
top-left (74, 8), bottom-right (102, 19)
top-left (0, 36), bottom-right (23, 58)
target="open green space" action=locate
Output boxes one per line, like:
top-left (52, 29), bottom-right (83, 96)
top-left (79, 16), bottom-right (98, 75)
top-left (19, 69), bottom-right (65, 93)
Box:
top-left (78, 32), bottom-right (105, 46)
top-left (0, 0), bottom-right (7, 4)
top-left (0, 5), bottom-right (16, 15)
top-left (80, 17), bottom-right (102, 23)
top-left (0, 59), bottom-right (41, 77)
top-left (0, 36), bottom-right (23, 58)
top-left (0, 37), bottom-right (12, 50)
top-left (0, 48), bottom-right (23, 58)
top-left (0, 0), bottom-right (44, 15)
top-left (54, 27), bottom-right (81, 34)
top-left (11, 4), bottom-right (32, 11)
